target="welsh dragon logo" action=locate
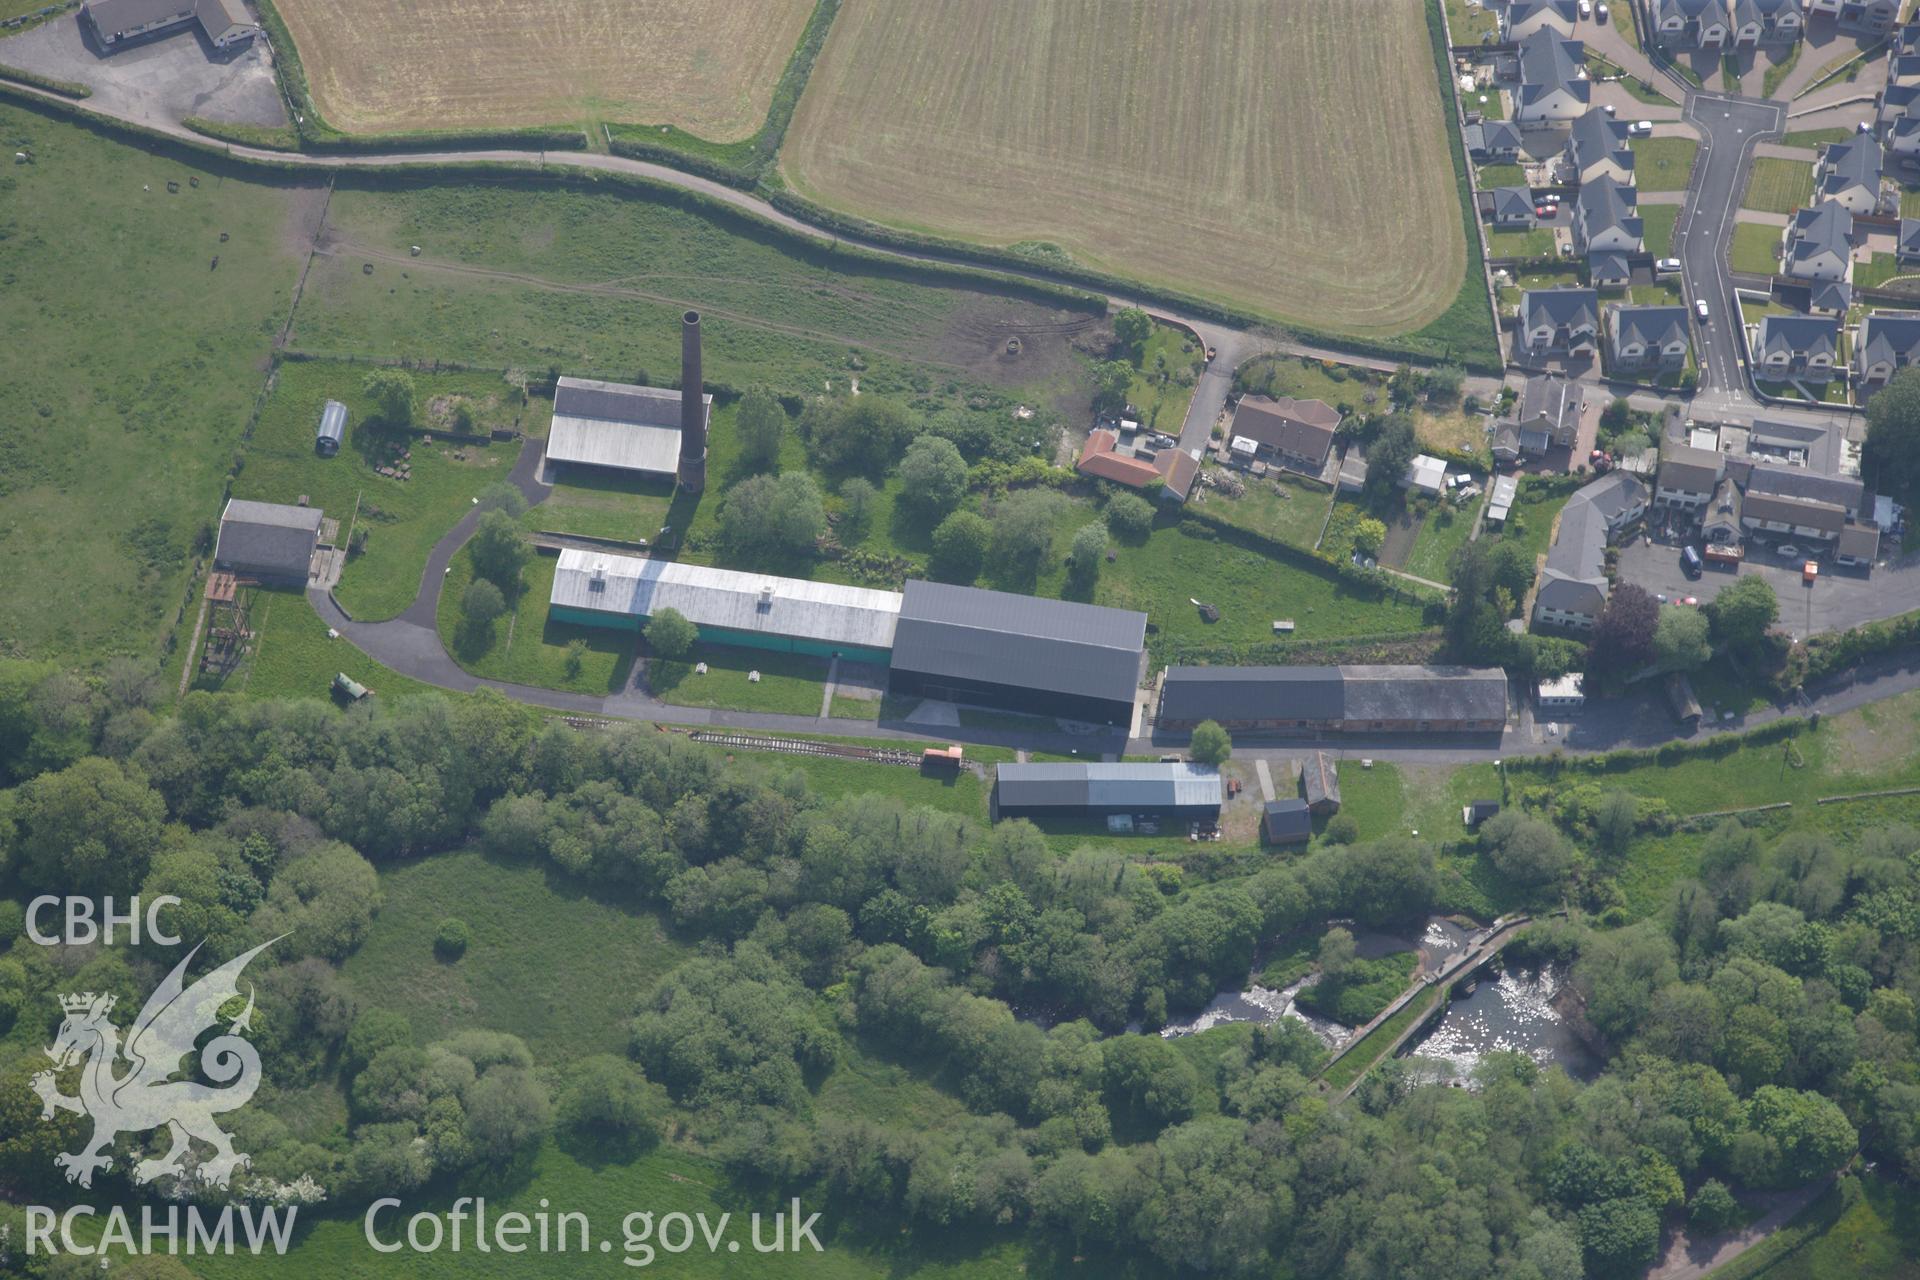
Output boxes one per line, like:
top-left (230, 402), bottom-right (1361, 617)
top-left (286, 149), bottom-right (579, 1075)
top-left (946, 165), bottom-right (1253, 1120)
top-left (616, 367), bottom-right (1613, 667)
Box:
top-left (29, 938), bottom-right (281, 1189)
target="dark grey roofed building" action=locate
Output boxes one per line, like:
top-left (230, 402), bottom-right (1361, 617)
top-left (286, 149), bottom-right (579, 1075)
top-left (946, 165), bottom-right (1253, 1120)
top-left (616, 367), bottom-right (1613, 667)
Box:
top-left (992, 762), bottom-right (1222, 821)
top-left (1263, 800), bottom-right (1313, 846)
top-left (1156, 666), bottom-right (1506, 733)
top-left (1808, 280), bottom-right (1852, 317)
top-left (1611, 303), bottom-right (1691, 371)
top-left (1465, 119), bottom-right (1524, 159)
top-left (1816, 135), bottom-right (1883, 211)
top-left (1533, 472), bottom-right (1648, 630)
top-left (214, 498), bottom-right (322, 585)
top-left (1491, 186), bottom-right (1536, 226)
top-left (1742, 463), bottom-right (1864, 516)
top-left (1743, 490), bottom-right (1846, 537)
top-left (1837, 522), bottom-right (1881, 565)
top-left (1755, 314), bottom-right (1840, 373)
top-left (1857, 311), bottom-right (1920, 385)
top-left (1566, 107), bottom-right (1633, 180)
top-left (1783, 202), bottom-right (1854, 280)
top-left (1655, 442), bottom-right (1724, 507)
top-left (1900, 217), bottom-right (1920, 263)
top-left (888, 581), bottom-right (1147, 726)
top-left (1574, 175), bottom-right (1642, 253)
top-left (1588, 249), bottom-right (1633, 287)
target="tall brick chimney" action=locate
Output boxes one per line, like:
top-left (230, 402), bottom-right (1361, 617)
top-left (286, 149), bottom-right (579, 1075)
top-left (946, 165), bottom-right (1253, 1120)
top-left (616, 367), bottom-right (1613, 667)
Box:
top-left (677, 310), bottom-right (707, 493)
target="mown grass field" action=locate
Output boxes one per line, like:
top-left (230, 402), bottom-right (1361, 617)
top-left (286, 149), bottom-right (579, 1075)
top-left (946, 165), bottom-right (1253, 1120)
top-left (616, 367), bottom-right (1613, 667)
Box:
top-left (1732, 222), bottom-right (1784, 274)
top-left (1743, 158), bottom-right (1816, 215)
top-left (437, 548), bottom-right (637, 695)
top-left (1631, 137), bottom-right (1698, 192)
top-left (781, 0), bottom-right (1469, 337)
top-left (0, 101), bottom-right (301, 663)
top-left (274, 0), bottom-right (815, 137)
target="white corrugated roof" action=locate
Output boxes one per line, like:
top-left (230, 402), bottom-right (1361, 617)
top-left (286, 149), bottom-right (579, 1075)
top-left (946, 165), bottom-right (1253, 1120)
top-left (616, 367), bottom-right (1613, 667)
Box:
top-left (544, 376), bottom-right (694, 475)
top-left (550, 550), bottom-right (902, 651)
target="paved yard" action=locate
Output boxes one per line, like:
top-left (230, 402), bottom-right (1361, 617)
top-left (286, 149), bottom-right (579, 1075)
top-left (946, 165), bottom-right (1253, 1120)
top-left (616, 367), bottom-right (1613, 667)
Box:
top-left (1615, 531), bottom-right (1920, 641)
top-left (0, 15), bottom-right (285, 129)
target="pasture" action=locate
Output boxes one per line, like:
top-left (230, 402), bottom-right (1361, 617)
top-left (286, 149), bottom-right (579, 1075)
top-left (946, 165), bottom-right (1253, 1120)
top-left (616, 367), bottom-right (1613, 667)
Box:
top-left (0, 100), bottom-right (302, 664)
top-left (271, 0), bottom-right (816, 137)
top-left (780, 0), bottom-right (1469, 337)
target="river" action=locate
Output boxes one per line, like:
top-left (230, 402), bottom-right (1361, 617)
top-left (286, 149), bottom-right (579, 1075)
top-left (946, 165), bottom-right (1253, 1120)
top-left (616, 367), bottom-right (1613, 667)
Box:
top-left (1402, 961), bottom-right (1602, 1083)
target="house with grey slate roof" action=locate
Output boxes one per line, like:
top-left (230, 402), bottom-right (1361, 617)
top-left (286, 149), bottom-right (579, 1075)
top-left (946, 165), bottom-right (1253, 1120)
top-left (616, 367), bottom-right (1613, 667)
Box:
top-left (1810, 0), bottom-right (1897, 39)
top-left (1504, 0), bottom-right (1580, 40)
top-left (1532, 472), bottom-right (1647, 631)
top-left (214, 499), bottom-right (322, 586)
top-left (1808, 280), bottom-right (1853, 319)
top-left (1877, 83), bottom-right (1920, 159)
top-left (1564, 108), bottom-right (1634, 186)
top-left (1857, 311), bottom-right (1920, 386)
top-left (1512, 30), bottom-right (1590, 122)
top-left (1495, 374), bottom-right (1581, 464)
top-left (1489, 186), bottom-right (1537, 228)
top-left (1574, 175), bottom-right (1643, 256)
top-left (1519, 287), bottom-right (1600, 356)
top-left (1465, 119), bottom-right (1525, 162)
top-left (1655, 0), bottom-right (1729, 46)
top-left (1733, 0), bottom-right (1801, 43)
top-left (1754, 314), bottom-right (1841, 379)
top-left (1816, 137), bottom-right (1883, 215)
top-left (1609, 304), bottom-right (1691, 373)
top-left (1899, 217), bottom-right (1920, 263)
top-left (1782, 202), bottom-right (1854, 282)
top-left (1654, 442), bottom-right (1724, 513)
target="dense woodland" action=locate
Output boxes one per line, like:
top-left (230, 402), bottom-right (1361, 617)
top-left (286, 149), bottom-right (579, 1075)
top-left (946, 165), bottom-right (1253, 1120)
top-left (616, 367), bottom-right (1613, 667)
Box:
top-left (0, 661), bottom-right (1914, 1278)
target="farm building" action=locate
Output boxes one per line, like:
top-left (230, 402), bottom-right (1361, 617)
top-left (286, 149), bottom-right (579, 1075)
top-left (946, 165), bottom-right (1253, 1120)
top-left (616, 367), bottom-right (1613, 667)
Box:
top-left (991, 762), bottom-right (1222, 822)
top-left (83, 0), bottom-right (257, 48)
top-left (1536, 674), bottom-right (1586, 709)
top-left (1156, 665), bottom-right (1508, 734)
top-left (1075, 428), bottom-right (1198, 501)
top-left (1262, 799), bottom-right (1313, 846)
top-left (213, 498), bottom-right (322, 586)
top-left (316, 400), bottom-right (346, 457)
top-left (1301, 751), bottom-right (1340, 815)
top-left (548, 550), bottom-right (901, 663)
top-left (888, 581), bottom-right (1147, 726)
top-left (544, 377), bottom-right (692, 479)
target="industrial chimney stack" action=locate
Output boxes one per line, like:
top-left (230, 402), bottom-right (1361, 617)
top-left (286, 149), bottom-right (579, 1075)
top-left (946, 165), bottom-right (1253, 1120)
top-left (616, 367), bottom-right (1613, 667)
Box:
top-left (677, 310), bottom-right (707, 493)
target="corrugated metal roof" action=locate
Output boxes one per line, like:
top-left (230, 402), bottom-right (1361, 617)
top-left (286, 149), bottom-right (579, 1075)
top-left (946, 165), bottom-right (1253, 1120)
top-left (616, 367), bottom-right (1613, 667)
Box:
top-left (995, 763), bottom-right (1222, 810)
top-left (1160, 665), bottom-right (1506, 724)
top-left (891, 581), bottom-right (1146, 706)
top-left (551, 550), bottom-right (902, 650)
top-left (317, 400), bottom-right (347, 443)
top-left (544, 376), bottom-right (708, 474)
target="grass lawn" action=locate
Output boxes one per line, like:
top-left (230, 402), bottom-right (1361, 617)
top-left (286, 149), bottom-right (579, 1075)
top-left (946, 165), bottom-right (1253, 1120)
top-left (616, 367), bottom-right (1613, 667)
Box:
top-left (1489, 227), bottom-right (1557, 258)
top-left (1855, 252), bottom-right (1918, 290)
top-left (524, 466), bottom-right (677, 544)
top-left (1444, 0), bottom-right (1500, 42)
top-left (196, 585), bottom-right (446, 704)
top-left (1415, 405), bottom-right (1492, 453)
top-left (1236, 355), bottom-right (1384, 414)
top-left (1732, 223), bottom-right (1784, 274)
top-left (0, 101), bottom-right (302, 664)
top-left (235, 360), bottom-right (526, 620)
top-left (1402, 497), bottom-right (1482, 583)
top-left (648, 643), bottom-right (830, 715)
top-left (761, 754), bottom-right (988, 819)
top-left (1630, 280), bottom-right (1685, 306)
top-left (1478, 162), bottom-right (1525, 187)
top-left (1100, 521), bottom-right (1433, 657)
top-left (438, 548), bottom-right (637, 694)
top-left (1779, 127), bottom-right (1850, 150)
top-left (1482, 478), bottom-right (1569, 566)
top-left (1635, 200), bottom-right (1681, 257)
top-left (1903, 187), bottom-right (1920, 218)
top-left (1743, 158), bottom-right (1815, 215)
top-left (1125, 321), bottom-right (1205, 435)
top-left (1632, 137), bottom-right (1698, 192)
top-left (830, 692), bottom-right (882, 720)
top-left (1194, 470), bottom-right (1335, 551)
top-left (1741, 295), bottom-right (1796, 324)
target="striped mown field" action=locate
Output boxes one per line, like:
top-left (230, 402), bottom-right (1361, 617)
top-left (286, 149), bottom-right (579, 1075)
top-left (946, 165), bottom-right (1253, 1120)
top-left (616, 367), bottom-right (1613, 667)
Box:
top-left (274, 0), bottom-right (814, 137)
top-left (780, 0), bottom-right (1469, 336)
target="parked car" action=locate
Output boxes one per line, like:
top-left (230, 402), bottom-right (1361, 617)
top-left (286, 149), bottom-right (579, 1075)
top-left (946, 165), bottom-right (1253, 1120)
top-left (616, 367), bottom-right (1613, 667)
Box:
top-left (1681, 546), bottom-right (1703, 579)
top-left (1695, 298), bottom-right (1710, 320)
top-left (1604, 103), bottom-right (1617, 116)
top-left (1655, 257), bottom-right (1682, 274)
top-left (1777, 544), bottom-right (1801, 560)
top-left (1579, 0), bottom-right (1592, 15)
top-left (1536, 205), bottom-right (1555, 218)
top-left (1597, 2), bottom-right (1609, 18)
top-left (1628, 120), bottom-right (1655, 137)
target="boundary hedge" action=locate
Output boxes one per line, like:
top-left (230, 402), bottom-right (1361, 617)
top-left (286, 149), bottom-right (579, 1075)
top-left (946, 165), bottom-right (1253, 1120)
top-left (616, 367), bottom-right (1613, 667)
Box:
top-left (251, 0), bottom-right (585, 154)
top-left (183, 116), bottom-right (299, 151)
top-left (1801, 605), bottom-right (1920, 682)
top-left (1504, 715), bottom-right (1811, 777)
top-left (605, 0), bottom-right (839, 189)
top-left (0, 63), bottom-right (89, 99)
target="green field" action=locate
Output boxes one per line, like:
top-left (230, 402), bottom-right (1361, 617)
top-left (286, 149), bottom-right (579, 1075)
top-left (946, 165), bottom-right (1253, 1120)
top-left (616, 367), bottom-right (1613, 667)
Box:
top-left (1193, 472), bottom-right (1334, 551)
top-left (199, 584), bottom-right (445, 704)
top-left (1732, 222), bottom-right (1784, 275)
top-left (0, 101), bottom-right (301, 662)
top-left (649, 644), bottom-right (833, 715)
top-left (1643, 203), bottom-right (1680, 259)
top-left (781, 0), bottom-right (1471, 338)
top-left (1632, 137), bottom-right (1699, 192)
top-left (234, 359), bottom-right (525, 620)
top-left (438, 548), bottom-right (636, 694)
top-left (1402, 497), bottom-right (1482, 583)
top-left (1743, 158), bottom-right (1816, 215)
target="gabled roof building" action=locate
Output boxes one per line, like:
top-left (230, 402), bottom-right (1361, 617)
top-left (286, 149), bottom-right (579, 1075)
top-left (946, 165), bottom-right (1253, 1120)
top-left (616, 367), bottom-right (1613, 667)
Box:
top-left (214, 498), bottom-right (323, 586)
top-left (1156, 666), bottom-right (1508, 733)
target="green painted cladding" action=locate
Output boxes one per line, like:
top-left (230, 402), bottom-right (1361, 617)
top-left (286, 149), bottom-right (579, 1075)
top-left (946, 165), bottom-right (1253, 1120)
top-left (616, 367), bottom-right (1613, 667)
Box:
top-left (549, 603), bottom-right (891, 664)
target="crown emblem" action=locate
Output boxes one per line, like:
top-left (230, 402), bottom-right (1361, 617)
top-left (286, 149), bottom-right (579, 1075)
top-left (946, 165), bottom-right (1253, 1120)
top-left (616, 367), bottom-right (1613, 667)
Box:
top-left (59, 992), bottom-right (113, 1016)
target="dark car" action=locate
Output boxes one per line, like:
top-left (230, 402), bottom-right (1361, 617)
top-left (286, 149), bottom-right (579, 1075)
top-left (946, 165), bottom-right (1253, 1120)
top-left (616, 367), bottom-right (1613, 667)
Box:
top-left (1680, 546), bottom-right (1703, 579)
